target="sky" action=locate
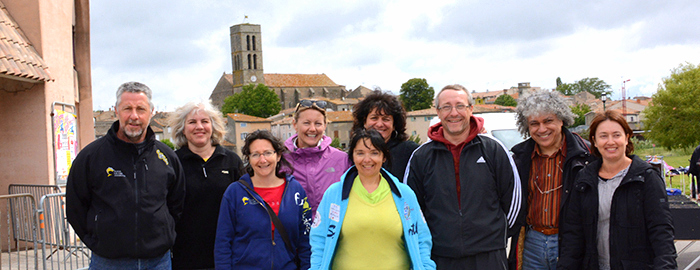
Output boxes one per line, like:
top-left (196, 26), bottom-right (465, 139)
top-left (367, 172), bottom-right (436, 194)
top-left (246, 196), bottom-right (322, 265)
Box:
top-left (90, 0), bottom-right (700, 111)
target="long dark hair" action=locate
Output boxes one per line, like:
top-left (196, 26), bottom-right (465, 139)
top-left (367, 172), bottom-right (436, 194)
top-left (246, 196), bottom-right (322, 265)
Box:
top-left (352, 90), bottom-right (408, 142)
top-left (241, 129), bottom-right (294, 178)
top-left (348, 129), bottom-right (392, 169)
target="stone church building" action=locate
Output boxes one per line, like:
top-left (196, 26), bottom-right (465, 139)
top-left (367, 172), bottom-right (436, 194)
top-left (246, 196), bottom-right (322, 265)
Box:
top-left (210, 24), bottom-right (349, 110)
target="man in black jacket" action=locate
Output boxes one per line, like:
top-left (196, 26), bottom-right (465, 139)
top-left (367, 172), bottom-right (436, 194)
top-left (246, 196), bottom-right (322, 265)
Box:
top-left (66, 82), bottom-right (185, 269)
top-left (405, 84), bottom-right (521, 269)
top-left (508, 91), bottom-right (595, 270)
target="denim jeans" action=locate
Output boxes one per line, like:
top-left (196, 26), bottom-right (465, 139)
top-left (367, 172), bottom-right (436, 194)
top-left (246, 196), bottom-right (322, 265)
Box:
top-left (90, 250), bottom-right (171, 270)
top-left (522, 229), bottom-right (558, 270)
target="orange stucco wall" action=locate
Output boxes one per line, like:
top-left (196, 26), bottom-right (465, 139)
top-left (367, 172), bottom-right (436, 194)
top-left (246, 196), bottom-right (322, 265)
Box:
top-left (0, 0), bottom-right (92, 192)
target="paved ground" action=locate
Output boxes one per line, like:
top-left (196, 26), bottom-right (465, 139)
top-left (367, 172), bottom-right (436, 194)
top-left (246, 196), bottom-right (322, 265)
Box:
top-left (1, 247), bottom-right (89, 270)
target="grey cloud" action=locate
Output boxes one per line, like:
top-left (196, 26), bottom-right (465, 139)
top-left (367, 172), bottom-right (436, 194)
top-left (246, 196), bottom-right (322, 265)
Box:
top-left (410, 1), bottom-right (699, 50)
top-left (274, 1), bottom-right (384, 47)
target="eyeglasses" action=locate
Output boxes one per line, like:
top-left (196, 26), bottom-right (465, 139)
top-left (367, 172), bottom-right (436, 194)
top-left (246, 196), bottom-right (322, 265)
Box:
top-left (437, 104), bottom-right (471, 113)
top-left (295, 99), bottom-right (327, 113)
top-left (249, 151), bottom-right (276, 160)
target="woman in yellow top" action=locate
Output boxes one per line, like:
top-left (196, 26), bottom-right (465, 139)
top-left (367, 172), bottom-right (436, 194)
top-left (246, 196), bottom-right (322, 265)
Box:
top-left (309, 129), bottom-right (435, 270)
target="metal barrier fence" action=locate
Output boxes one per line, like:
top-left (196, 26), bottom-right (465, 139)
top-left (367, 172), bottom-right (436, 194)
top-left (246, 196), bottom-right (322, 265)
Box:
top-left (37, 193), bottom-right (90, 270)
top-left (1, 190), bottom-right (90, 270)
top-left (1, 193), bottom-right (40, 270)
top-left (7, 185), bottom-right (62, 244)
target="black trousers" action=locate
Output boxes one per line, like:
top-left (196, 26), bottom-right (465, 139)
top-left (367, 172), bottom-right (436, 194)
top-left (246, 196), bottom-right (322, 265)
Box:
top-left (432, 248), bottom-right (508, 270)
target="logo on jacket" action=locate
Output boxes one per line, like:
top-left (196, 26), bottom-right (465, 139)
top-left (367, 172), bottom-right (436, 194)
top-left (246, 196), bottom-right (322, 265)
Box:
top-left (105, 167), bottom-right (125, 178)
top-left (329, 203), bottom-right (340, 222)
top-left (312, 210), bottom-right (321, 228)
top-left (325, 167), bottom-right (336, 173)
top-left (476, 156), bottom-right (486, 163)
top-left (403, 202), bottom-right (412, 220)
top-left (156, 149), bottom-right (169, 165)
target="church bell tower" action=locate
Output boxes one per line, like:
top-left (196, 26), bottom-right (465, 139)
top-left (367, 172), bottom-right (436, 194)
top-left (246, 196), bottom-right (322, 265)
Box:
top-left (230, 24), bottom-right (264, 86)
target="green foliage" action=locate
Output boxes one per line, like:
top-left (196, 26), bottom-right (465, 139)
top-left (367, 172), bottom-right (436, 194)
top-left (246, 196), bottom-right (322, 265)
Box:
top-left (221, 84), bottom-right (281, 118)
top-left (330, 137), bottom-right (341, 150)
top-left (556, 77), bottom-right (612, 98)
top-left (494, 94), bottom-right (517, 107)
top-left (569, 103), bottom-right (591, 127)
top-left (556, 77), bottom-right (562, 87)
top-left (408, 134), bottom-right (422, 144)
top-left (399, 78), bottom-right (435, 111)
top-left (643, 63), bottom-right (700, 150)
top-left (160, 138), bottom-right (176, 150)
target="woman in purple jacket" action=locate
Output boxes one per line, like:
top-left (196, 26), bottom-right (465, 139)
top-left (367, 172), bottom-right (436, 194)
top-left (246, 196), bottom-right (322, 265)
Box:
top-left (284, 100), bottom-right (351, 214)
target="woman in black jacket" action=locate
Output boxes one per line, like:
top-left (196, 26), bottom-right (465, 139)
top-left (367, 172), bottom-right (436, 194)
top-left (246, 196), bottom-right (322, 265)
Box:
top-left (558, 110), bottom-right (677, 270)
top-left (352, 90), bottom-right (418, 180)
top-left (169, 101), bottom-right (244, 270)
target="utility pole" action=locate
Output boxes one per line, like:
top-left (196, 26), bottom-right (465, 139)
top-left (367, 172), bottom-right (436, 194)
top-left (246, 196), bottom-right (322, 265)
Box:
top-left (621, 79), bottom-right (630, 116)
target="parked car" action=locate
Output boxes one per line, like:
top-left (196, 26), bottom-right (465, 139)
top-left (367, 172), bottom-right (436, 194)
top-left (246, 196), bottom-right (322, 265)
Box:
top-left (430, 112), bottom-right (524, 151)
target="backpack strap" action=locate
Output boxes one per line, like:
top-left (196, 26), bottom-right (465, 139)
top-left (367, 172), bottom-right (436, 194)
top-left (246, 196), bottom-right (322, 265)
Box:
top-left (238, 180), bottom-right (296, 256)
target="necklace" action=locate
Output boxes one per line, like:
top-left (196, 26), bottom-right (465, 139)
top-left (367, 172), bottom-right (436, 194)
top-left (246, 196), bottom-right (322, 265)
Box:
top-left (533, 160), bottom-right (564, 195)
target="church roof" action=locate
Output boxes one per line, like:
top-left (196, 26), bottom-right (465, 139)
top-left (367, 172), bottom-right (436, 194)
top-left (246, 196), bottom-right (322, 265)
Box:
top-left (264, 73), bottom-right (339, 87)
top-left (0, 2), bottom-right (52, 82)
top-left (326, 111), bottom-right (353, 123)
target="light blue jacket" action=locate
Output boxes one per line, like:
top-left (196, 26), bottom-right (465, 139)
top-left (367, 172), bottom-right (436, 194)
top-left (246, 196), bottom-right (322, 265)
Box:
top-left (309, 166), bottom-right (436, 270)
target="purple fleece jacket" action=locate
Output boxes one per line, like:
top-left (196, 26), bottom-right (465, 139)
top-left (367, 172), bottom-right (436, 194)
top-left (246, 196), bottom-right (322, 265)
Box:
top-left (284, 134), bottom-right (351, 214)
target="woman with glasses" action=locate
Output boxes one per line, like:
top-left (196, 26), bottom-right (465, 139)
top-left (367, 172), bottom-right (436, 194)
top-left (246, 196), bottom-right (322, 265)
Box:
top-left (558, 110), bottom-right (676, 270)
top-left (215, 129), bottom-right (311, 269)
top-left (168, 101), bottom-right (244, 270)
top-left (309, 129), bottom-right (435, 270)
top-left (284, 99), bottom-right (351, 214)
top-left (352, 90), bottom-right (418, 180)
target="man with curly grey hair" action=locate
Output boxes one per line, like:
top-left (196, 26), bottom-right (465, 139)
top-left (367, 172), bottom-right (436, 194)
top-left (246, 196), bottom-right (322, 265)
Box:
top-left (508, 90), bottom-right (595, 270)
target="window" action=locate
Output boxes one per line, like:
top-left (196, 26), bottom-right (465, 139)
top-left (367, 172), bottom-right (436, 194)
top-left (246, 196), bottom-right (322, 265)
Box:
top-left (254, 54), bottom-right (257, 69)
top-left (240, 123), bottom-right (247, 127)
top-left (247, 54), bottom-right (251, 69)
top-left (246, 35), bottom-right (250, 50)
top-left (252, 36), bottom-right (256, 50)
top-left (241, 133), bottom-right (249, 140)
top-left (411, 117), bottom-right (416, 121)
top-left (334, 130), bottom-right (339, 138)
top-left (167, 127), bottom-right (171, 133)
top-left (412, 131), bottom-right (417, 135)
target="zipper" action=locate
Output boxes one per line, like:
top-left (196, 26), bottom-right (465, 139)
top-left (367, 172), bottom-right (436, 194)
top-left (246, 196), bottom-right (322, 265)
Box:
top-left (133, 158), bottom-right (139, 254)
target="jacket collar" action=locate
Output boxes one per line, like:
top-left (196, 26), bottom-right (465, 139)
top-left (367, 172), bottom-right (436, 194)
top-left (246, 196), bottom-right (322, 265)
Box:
top-left (340, 166), bottom-right (402, 200)
top-left (512, 127), bottom-right (590, 164)
top-left (105, 121), bottom-right (156, 149)
top-left (178, 144), bottom-right (225, 161)
top-left (238, 173), bottom-right (293, 190)
top-left (577, 155), bottom-right (650, 188)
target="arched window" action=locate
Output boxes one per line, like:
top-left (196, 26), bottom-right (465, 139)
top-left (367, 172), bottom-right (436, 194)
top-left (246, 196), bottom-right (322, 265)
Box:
top-left (246, 35), bottom-right (250, 50)
top-left (254, 54), bottom-right (257, 69)
top-left (252, 36), bottom-right (256, 50)
top-left (247, 54), bottom-right (251, 69)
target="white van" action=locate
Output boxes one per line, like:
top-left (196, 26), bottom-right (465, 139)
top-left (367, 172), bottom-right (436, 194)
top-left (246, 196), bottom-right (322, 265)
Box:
top-left (429, 112), bottom-right (524, 151)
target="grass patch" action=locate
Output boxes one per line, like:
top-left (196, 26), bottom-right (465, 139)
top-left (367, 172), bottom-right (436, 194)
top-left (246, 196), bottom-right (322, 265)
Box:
top-left (633, 140), bottom-right (696, 196)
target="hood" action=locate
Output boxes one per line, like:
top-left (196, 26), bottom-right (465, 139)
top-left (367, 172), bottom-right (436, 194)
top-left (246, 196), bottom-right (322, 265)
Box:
top-left (427, 115), bottom-right (484, 145)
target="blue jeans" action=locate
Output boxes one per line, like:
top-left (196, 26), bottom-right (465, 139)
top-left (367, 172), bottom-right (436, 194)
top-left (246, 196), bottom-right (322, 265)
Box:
top-left (522, 229), bottom-right (558, 270)
top-left (90, 250), bottom-right (171, 270)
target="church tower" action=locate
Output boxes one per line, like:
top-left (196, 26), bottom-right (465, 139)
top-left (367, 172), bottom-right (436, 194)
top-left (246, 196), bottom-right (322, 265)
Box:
top-left (230, 24), bottom-right (264, 87)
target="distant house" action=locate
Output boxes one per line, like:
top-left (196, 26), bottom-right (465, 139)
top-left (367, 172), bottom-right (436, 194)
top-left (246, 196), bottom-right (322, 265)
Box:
top-left (472, 82), bottom-right (540, 104)
top-left (325, 111), bottom-right (354, 149)
top-left (584, 98), bottom-right (652, 133)
top-left (270, 116), bottom-right (295, 143)
top-left (225, 113), bottom-right (272, 156)
top-left (406, 108), bottom-right (438, 143)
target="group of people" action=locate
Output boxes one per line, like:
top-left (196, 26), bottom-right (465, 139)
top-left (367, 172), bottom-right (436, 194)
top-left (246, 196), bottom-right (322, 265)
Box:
top-left (65, 81), bottom-right (677, 270)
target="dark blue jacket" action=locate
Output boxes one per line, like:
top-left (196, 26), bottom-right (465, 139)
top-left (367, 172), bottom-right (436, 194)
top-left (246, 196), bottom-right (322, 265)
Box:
top-left (214, 174), bottom-right (311, 270)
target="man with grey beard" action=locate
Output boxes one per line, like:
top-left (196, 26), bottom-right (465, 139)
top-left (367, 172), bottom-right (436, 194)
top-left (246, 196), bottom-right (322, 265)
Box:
top-left (67, 82), bottom-right (185, 269)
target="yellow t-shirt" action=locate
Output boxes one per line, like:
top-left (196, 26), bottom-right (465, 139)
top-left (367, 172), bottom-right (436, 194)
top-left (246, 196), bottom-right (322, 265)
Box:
top-left (331, 176), bottom-right (410, 270)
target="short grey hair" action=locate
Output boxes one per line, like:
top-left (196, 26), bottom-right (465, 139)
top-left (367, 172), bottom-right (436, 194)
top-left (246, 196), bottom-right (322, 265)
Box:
top-left (434, 84), bottom-right (474, 108)
top-left (169, 100), bottom-right (227, 148)
top-left (115, 81), bottom-right (154, 111)
top-left (515, 90), bottom-right (576, 137)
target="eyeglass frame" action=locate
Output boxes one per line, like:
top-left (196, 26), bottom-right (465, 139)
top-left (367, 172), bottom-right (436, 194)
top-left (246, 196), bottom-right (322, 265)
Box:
top-left (437, 103), bottom-right (472, 113)
top-left (249, 150), bottom-right (276, 160)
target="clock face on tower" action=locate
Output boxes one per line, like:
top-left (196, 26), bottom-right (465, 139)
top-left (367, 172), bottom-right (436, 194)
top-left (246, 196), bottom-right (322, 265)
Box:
top-left (250, 75), bottom-right (257, 82)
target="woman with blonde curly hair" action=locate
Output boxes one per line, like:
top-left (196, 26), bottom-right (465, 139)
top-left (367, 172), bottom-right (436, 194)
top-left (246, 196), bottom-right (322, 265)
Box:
top-left (169, 100), bottom-right (244, 270)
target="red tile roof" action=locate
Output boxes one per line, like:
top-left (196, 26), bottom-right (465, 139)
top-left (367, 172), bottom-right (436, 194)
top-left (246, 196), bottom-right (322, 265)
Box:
top-left (326, 111), bottom-right (353, 123)
top-left (264, 73), bottom-right (339, 87)
top-left (0, 3), bottom-right (52, 82)
top-left (407, 108), bottom-right (437, 116)
top-left (227, 113), bottom-right (272, 123)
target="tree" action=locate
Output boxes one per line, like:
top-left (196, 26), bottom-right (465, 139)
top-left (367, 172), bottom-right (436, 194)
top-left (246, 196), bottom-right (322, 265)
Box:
top-left (644, 63), bottom-right (700, 150)
top-left (221, 84), bottom-right (281, 118)
top-left (556, 77), bottom-right (563, 87)
top-left (330, 137), bottom-right (341, 150)
top-left (569, 104), bottom-right (591, 127)
top-left (556, 77), bottom-right (612, 98)
top-left (399, 78), bottom-right (435, 111)
top-left (160, 138), bottom-right (176, 150)
top-left (494, 94), bottom-right (517, 107)
top-left (408, 134), bottom-right (422, 144)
